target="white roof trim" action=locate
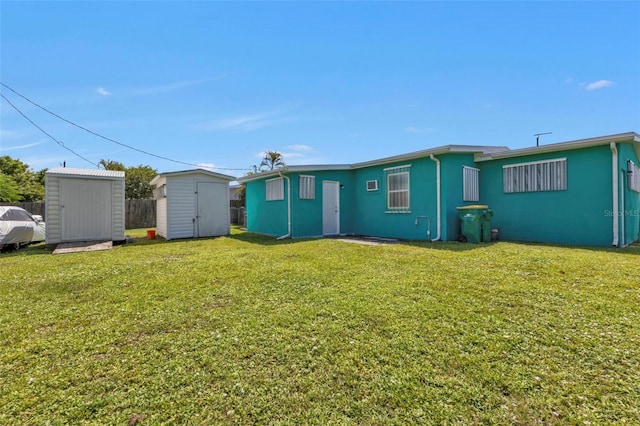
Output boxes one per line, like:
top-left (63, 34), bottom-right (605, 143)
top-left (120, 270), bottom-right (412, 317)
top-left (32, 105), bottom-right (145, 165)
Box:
top-left (352, 145), bottom-right (508, 169)
top-left (237, 165), bottom-right (351, 183)
top-left (237, 145), bottom-right (507, 183)
top-left (46, 168), bottom-right (125, 178)
top-left (237, 133), bottom-right (639, 182)
top-left (475, 132), bottom-right (640, 162)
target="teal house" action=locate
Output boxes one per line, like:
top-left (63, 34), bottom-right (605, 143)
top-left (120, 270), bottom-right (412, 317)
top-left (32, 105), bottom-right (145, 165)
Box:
top-left (238, 132), bottom-right (640, 247)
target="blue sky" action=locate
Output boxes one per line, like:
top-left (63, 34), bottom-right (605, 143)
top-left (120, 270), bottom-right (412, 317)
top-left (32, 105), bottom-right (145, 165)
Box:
top-left (1, 1), bottom-right (639, 178)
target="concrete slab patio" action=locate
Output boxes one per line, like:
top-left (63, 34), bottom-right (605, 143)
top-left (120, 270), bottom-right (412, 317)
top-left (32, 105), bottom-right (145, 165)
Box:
top-left (52, 241), bottom-right (113, 254)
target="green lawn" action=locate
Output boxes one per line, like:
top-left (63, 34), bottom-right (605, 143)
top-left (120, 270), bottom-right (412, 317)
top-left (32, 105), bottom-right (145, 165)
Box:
top-left (1, 228), bottom-right (639, 425)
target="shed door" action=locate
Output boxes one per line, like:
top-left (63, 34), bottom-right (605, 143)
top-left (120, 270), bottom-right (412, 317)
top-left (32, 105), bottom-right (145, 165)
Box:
top-left (61, 179), bottom-right (112, 241)
top-left (197, 182), bottom-right (228, 237)
top-left (322, 181), bottom-right (340, 236)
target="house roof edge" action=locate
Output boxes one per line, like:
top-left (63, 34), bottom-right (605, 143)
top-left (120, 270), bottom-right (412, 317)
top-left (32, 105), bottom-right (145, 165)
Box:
top-left (475, 132), bottom-right (640, 162)
top-left (237, 165), bottom-right (352, 183)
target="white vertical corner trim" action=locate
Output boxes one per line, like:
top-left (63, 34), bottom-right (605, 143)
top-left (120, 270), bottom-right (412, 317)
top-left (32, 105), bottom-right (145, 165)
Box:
top-left (610, 142), bottom-right (619, 247)
top-left (429, 154), bottom-right (441, 242)
top-left (277, 172), bottom-right (291, 240)
top-left (621, 169), bottom-right (626, 247)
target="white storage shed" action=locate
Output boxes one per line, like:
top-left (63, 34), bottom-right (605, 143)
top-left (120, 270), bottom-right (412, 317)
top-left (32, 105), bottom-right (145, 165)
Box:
top-left (151, 169), bottom-right (235, 240)
top-left (45, 168), bottom-right (126, 244)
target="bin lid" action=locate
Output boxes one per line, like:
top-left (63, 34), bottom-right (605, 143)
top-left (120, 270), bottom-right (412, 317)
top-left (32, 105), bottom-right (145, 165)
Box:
top-left (456, 205), bottom-right (489, 210)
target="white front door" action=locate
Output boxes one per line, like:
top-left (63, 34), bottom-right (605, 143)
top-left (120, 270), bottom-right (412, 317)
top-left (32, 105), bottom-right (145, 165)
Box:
top-left (197, 182), bottom-right (228, 237)
top-left (322, 181), bottom-right (340, 236)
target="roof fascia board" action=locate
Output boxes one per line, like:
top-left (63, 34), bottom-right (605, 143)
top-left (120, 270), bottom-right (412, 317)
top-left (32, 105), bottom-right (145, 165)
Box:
top-left (237, 165), bottom-right (351, 183)
top-left (351, 145), bottom-right (508, 169)
top-left (475, 132), bottom-right (640, 162)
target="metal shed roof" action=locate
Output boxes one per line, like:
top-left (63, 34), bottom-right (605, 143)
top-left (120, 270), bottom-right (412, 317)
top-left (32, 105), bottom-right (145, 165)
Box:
top-left (150, 168), bottom-right (236, 185)
top-left (46, 167), bottom-right (125, 178)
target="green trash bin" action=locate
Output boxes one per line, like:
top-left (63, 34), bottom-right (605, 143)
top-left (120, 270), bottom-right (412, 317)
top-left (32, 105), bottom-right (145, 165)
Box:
top-left (482, 208), bottom-right (493, 243)
top-left (457, 205), bottom-right (493, 243)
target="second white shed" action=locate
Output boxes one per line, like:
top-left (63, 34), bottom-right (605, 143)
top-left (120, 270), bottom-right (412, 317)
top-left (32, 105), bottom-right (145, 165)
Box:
top-left (151, 169), bottom-right (235, 240)
top-left (45, 168), bottom-right (126, 244)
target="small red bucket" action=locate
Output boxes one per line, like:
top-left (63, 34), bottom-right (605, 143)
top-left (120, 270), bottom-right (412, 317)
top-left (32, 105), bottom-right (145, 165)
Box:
top-left (146, 230), bottom-right (156, 240)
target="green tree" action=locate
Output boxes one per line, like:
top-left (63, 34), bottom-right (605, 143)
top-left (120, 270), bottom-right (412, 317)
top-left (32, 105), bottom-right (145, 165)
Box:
top-left (125, 165), bottom-right (157, 199)
top-left (259, 151), bottom-right (285, 171)
top-left (239, 153), bottom-right (284, 206)
top-left (0, 156), bottom-right (45, 201)
top-left (99, 159), bottom-right (126, 171)
top-left (100, 159), bottom-right (157, 199)
top-left (0, 172), bottom-right (20, 202)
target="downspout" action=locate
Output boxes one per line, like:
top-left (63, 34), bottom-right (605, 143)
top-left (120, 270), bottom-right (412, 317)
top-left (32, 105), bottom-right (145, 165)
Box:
top-left (610, 142), bottom-right (619, 247)
top-left (277, 172), bottom-right (292, 240)
top-left (429, 154), bottom-right (441, 242)
top-left (621, 169), bottom-right (625, 247)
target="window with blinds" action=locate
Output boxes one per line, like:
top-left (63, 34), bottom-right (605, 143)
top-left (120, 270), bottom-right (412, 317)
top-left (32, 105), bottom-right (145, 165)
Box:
top-left (629, 161), bottom-right (640, 193)
top-left (463, 166), bottom-right (480, 202)
top-left (385, 165), bottom-right (410, 212)
top-left (266, 177), bottom-right (284, 201)
top-left (299, 175), bottom-right (315, 199)
top-left (503, 158), bottom-right (567, 193)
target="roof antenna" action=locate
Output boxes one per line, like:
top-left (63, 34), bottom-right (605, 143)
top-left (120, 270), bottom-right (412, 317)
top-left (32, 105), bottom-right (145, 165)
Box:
top-left (534, 132), bottom-right (552, 147)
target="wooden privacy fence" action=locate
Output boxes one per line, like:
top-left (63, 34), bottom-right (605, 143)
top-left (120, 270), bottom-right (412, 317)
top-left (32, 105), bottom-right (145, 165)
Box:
top-left (1, 200), bottom-right (156, 229)
top-left (0, 202), bottom-right (45, 217)
top-left (1, 200), bottom-right (245, 229)
top-left (125, 199), bottom-right (156, 229)
top-left (230, 207), bottom-right (246, 227)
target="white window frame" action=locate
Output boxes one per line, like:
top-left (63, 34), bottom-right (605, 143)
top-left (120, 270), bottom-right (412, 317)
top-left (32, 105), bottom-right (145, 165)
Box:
top-left (385, 165), bottom-right (411, 212)
top-left (629, 160), bottom-right (640, 193)
top-left (463, 166), bottom-right (480, 202)
top-left (503, 158), bottom-right (567, 193)
top-left (299, 175), bottom-right (315, 200)
top-left (266, 177), bottom-right (284, 201)
top-left (366, 180), bottom-right (379, 191)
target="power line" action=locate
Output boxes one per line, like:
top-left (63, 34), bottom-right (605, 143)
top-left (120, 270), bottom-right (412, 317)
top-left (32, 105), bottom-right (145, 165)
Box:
top-left (0, 93), bottom-right (99, 168)
top-left (0, 82), bottom-right (252, 172)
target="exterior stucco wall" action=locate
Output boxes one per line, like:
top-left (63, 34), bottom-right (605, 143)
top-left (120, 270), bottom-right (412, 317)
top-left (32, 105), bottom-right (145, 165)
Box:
top-left (246, 178), bottom-right (289, 237)
top-left (242, 138), bottom-right (639, 247)
top-left (479, 145), bottom-right (614, 246)
top-left (246, 171), bottom-right (354, 238)
top-left (440, 154), bottom-right (480, 241)
top-left (291, 170), bottom-right (355, 238)
top-left (352, 157), bottom-right (438, 240)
